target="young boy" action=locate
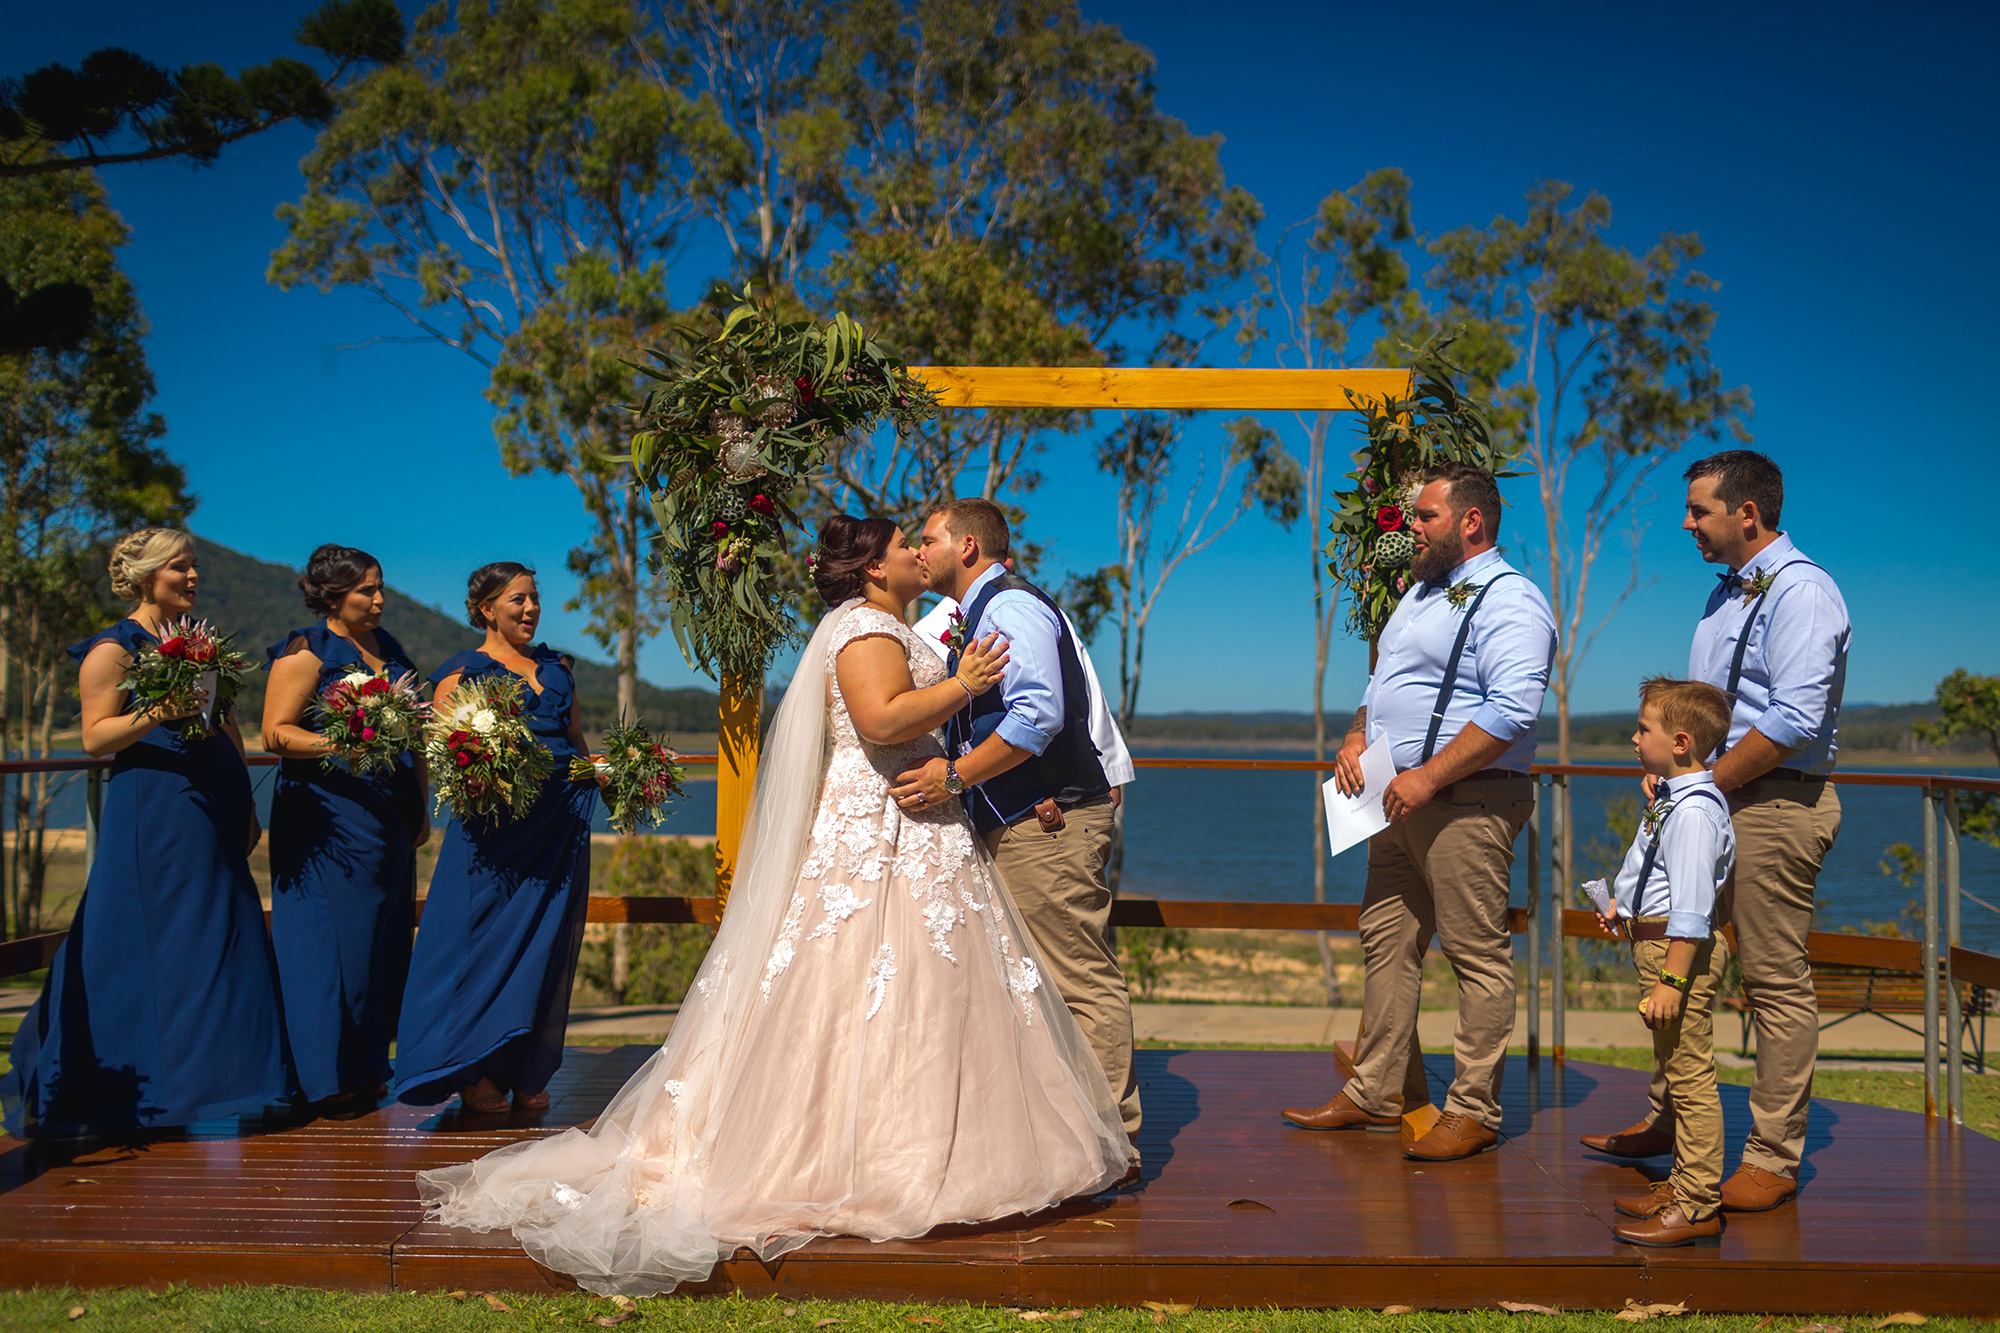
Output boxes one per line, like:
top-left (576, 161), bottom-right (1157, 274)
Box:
top-left (1590, 676), bottom-right (1736, 1247)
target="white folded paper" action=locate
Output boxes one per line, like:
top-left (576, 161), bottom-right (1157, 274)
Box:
top-left (1581, 876), bottom-right (1614, 918)
top-left (1320, 735), bottom-right (1395, 859)
top-left (196, 669), bottom-right (219, 726)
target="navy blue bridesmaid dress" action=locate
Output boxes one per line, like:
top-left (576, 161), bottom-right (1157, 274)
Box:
top-left (391, 644), bottom-right (596, 1106)
top-left (2, 619), bottom-right (290, 1138)
top-left (264, 624), bottom-right (425, 1103)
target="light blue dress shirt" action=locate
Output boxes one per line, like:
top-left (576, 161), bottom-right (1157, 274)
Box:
top-left (1686, 533), bottom-right (1849, 776)
top-left (1361, 547), bottom-right (1556, 772)
top-left (960, 564), bottom-right (1065, 757)
top-left (1611, 771), bottom-right (1735, 940)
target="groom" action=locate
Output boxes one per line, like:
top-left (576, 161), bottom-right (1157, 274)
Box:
top-left (891, 497), bottom-right (1143, 1152)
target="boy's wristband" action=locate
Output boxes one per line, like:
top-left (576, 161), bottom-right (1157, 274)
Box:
top-left (1658, 969), bottom-right (1693, 993)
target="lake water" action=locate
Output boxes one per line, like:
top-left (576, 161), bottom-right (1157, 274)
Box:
top-left (11, 745), bottom-right (1997, 954)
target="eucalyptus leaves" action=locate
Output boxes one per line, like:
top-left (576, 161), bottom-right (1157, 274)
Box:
top-left (621, 292), bottom-right (940, 681)
top-left (1322, 341), bottom-right (1519, 640)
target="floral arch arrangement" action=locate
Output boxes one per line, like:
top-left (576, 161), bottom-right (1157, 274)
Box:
top-left (622, 292), bottom-right (940, 681)
top-left (1323, 341), bottom-right (1521, 639)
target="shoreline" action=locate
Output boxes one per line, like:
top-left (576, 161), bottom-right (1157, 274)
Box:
top-left (1128, 738), bottom-right (1985, 769)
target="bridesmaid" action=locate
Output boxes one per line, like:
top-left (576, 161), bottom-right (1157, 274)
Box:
top-left (392, 562), bottom-right (600, 1114)
top-left (2, 528), bottom-right (289, 1138)
top-left (262, 544), bottom-right (429, 1106)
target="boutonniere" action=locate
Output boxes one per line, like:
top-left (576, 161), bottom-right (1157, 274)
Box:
top-left (1642, 796), bottom-right (1675, 840)
top-left (1741, 567), bottom-right (1775, 605)
top-left (1444, 579), bottom-right (1483, 611)
top-left (938, 609), bottom-right (967, 654)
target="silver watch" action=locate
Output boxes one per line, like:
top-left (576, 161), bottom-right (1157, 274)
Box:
top-left (942, 761), bottom-right (966, 795)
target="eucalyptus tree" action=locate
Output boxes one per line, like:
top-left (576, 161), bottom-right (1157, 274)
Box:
top-left (1421, 180), bottom-right (1751, 910)
top-left (0, 162), bottom-right (190, 938)
top-left (270, 0), bottom-right (708, 720)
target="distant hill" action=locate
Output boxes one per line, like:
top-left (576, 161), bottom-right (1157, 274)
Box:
top-left (1124, 703), bottom-right (1971, 754)
top-left (194, 536), bottom-right (720, 736)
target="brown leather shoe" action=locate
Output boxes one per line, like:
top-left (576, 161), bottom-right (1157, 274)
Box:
top-left (1719, 1163), bottom-right (1796, 1212)
top-left (1613, 1202), bottom-right (1724, 1248)
top-left (1613, 1179), bottom-right (1677, 1219)
top-left (1579, 1118), bottom-right (1675, 1158)
top-left (1403, 1111), bottom-right (1499, 1161)
top-left (1280, 1089), bottom-right (1400, 1132)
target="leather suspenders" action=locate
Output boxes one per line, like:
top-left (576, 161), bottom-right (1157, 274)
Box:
top-left (1722, 560), bottom-right (1820, 707)
top-left (1419, 571), bottom-right (1526, 764)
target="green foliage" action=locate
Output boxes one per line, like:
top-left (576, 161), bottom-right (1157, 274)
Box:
top-left (1119, 925), bottom-right (1191, 1002)
top-left (1321, 338), bottom-right (1516, 639)
top-left (1913, 668), bottom-right (2000, 847)
top-left (1, 163), bottom-right (190, 936)
top-left (576, 837), bottom-right (717, 1006)
top-left (0, 2), bottom-right (404, 177)
top-left (627, 292), bottom-right (939, 681)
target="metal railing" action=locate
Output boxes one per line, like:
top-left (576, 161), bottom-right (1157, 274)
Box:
top-left (3, 752), bottom-right (1995, 1124)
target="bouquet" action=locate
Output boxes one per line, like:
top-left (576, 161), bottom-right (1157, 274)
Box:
top-left (312, 667), bottom-right (429, 776)
top-left (570, 719), bottom-right (687, 835)
top-left (122, 617), bottom-right (251, 739)
top-left (424, 675), bottom-right (552, 825)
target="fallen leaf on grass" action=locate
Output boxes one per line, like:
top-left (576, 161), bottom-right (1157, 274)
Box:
top-left (814, 1319), bottom-right (844, 1328)
top-left (1143, 1303), bottom-right (1194, 1315)
top-left (485, 1293), bottom-right (514, 1313)
top-left (1872, 1318), bottom-right (1926, 1329)
top-left (66, 1308), bottom-right (85, 1321)
top-left (591, 1312), bottom-right (640, 1327)
top-left (1755, 1319), bottom-right (1778, 1330)
top-left (1499, 1303), bottom-right (1559, 1315)
top-left (1382, 1306), bottom-right (1415, 1316)
top-left (447, 1291), bottom-right (469, 1301)
top-left (1017, 1312), bottom-right (1084, 1323)
top-left (1795, 1323), bottom-right (1844, 1332)
top-left (1614, 1301), bottom-right (1690, 1323)
top-left (1226, 1199), bottom-right (1274, 1212)
top-left (783, 1309), bottom-right (797, 1318)
top-left (906, 1318), bottom-right (944, 1326)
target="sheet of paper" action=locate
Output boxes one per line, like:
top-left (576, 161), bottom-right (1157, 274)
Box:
top-left (1321, 735), bottom-right (1395, 859)
top-left (1581, 877), bottom-right (1614, 917)
top-left (196, 669), bottom-right (219, 726)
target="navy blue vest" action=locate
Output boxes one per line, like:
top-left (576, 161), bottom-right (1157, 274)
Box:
top-left (944, 572), bottom-right (1111, 834)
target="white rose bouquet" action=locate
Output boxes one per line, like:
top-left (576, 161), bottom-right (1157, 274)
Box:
top-left (424, 674), bottom-right (551, 825)
top-left (312, 667), bottom-right (428, 776)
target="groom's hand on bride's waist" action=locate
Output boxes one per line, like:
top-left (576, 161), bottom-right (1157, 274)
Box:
top-left (892, 756), bottom-right (952, 812)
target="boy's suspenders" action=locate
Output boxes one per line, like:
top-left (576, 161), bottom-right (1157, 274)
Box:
top-left (1626, 786), bottom-right (1728, 935)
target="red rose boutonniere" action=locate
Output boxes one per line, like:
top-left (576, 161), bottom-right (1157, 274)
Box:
top-left (939, 609), bottom-right (967, 655)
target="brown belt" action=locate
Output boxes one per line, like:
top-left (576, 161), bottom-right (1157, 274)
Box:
top-left (1756, 767), bottom-right (1823, 784)
top-left (1435, 767), bottom-right (1528, 800)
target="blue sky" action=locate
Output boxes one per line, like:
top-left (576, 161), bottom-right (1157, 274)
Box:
top-left (11, 0), bottom-right (1997, 713)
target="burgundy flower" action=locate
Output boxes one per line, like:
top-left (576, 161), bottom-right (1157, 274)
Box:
top-left (157, 636), bottom-right (187, 657)
top-left (360, 727), bottom-right (377, 741)
top-left (748, 493), bottom-right (775, 516)
top-left (711, 520), bottom-right (730, 538)
top-left (1375, 505), bottom-right (1404, 532)
top-left (793, 375), bottom-right (815, 407)
top-left (454, 751), bottom-right (472, 767)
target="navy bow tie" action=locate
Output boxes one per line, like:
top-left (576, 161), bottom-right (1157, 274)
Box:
top-left (1718, 570), bottom-right (1746, 595)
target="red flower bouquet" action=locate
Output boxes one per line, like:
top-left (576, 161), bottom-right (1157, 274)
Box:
top-left (313, 667), bottom-right (429, 776)
top-left (569, 719), bottom-right (687, 835)
top-left (423, 675), bottom-right (552, 825)
top-left (121, 617), bottom-right (251, 739)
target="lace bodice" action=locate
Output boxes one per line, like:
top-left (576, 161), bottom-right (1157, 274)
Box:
top-left (824, 604), bottom-right (950, 766)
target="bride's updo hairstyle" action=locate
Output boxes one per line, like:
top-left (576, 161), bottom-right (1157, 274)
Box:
top-left (811, 515), bottom-right (898, 606)
top-left (109, 527), bottom-right (196, 604)
top-left (466, 560), bottom-right (535, 629)
top-left (299, 543), bottom-right (382, 615)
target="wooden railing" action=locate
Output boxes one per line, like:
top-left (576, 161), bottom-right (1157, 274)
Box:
top-left (2, 754), bottom-right (1993, 1123)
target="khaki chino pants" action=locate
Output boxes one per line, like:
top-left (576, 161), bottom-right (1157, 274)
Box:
top-left (1642, 777), bottom-right (1841, 1179)
top-left (1633, 933), bottom-right (1725, 1220)
top-left (1347, 776), bottom-right (1534, 1129)
top-left (984, 795), bottom-right (1142, 1139)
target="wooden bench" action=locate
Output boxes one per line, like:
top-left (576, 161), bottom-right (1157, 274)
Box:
top-left (1722, 965), bottom-right (1990, 1069)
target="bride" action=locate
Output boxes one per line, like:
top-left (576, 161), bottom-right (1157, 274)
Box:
top-left (416, 515), bottom-right (1136, 1294)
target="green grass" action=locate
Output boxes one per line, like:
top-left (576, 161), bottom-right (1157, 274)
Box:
top-left (0, 1288), bottom-right (1989, 1332)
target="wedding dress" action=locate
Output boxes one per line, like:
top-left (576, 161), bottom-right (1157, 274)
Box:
top-left (415, 599), bottom-right (1134, 1295)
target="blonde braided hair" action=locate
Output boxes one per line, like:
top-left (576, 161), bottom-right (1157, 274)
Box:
top-left (109, 527), bottom-right (196, 604)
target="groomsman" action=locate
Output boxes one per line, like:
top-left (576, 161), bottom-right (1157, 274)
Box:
top-left (893, 497), bottom-right (1142, 1159)
top-left (1582, 450), bottom-right (1848, 1212)
top-left (1281, 463), bottom-right (1555, 1161)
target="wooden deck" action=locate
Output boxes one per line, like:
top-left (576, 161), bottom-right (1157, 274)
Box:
top-left (1, 1050), bottom-right (1994, 1313)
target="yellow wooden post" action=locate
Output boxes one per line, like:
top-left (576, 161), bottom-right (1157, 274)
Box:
top-left (713, 672), bottom-right (762, 913)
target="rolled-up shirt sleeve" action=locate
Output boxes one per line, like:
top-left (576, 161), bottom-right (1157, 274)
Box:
top-left (982, 592), bottom-right (1066, 756)
top-left (1465, 584), bottom-right (1555, 745)
top-left (1749, 583), bottom-right (1844, 751)
top-left (1663, 809), bottom-right (1731, 940)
